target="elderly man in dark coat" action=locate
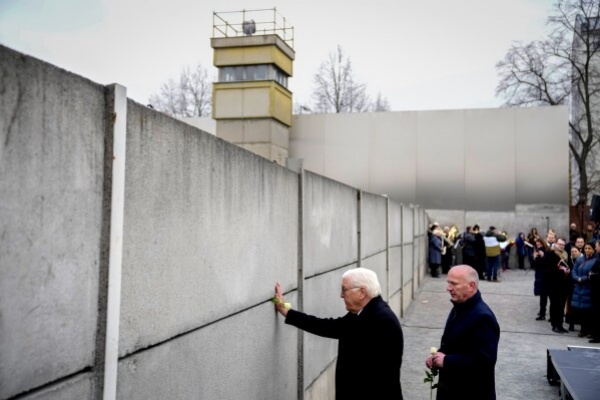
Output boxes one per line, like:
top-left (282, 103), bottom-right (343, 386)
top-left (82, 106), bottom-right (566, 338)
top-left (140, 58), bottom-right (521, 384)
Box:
top-left (274, 268), bottom-right (404, 400)
top-left (426, 265), bottom-right (500, 400)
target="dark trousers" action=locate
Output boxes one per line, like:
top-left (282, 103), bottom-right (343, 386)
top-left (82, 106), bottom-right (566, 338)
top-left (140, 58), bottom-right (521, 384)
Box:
top-left (539, 290), bottom-right (548, 317)
top-left (429, 263), bottom-right (440, 277)
top-left (517, 254), bottom-right (525, 269)
top-left (549, 290), bottom-right (567, 328)
top-left (486, 255), bottom-right (500, 280)
top-left (475, 257), bottom-right (486, 280)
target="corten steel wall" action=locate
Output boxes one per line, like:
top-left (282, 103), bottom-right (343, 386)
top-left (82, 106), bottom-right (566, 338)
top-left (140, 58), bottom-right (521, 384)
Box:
top-left (289, 106), bottom-right (570, 238)
top-left (0, 45), bottom-right (428, 400)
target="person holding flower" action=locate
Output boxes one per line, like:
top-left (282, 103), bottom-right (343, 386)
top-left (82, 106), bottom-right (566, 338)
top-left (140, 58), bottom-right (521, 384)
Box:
top-left (425, 265), bottom-right (500, 400)
top-left (274, 268), bottom-right (404, 400)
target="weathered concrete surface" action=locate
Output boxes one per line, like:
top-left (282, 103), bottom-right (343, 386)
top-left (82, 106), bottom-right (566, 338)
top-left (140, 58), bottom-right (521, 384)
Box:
top-left (0, 44), bottom-right (104, 399)
top-left (400, 269), bottom-right (599, 400)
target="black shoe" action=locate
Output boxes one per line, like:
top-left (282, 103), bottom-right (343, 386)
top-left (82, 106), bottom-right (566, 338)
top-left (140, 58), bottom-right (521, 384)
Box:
top-left (535, 316), bottom-right (545, 321)
top-left (569, 324), bottom-right (575, 332)
top-left (557, 327), bottom-right (569, 333)
top-left (552, 327), bottom-right (565, 334)
top-left (589, 339), bottom-right (600, 343)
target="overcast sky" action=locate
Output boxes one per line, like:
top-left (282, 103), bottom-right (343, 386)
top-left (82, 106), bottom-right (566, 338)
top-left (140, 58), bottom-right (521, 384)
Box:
top-left (0, 0), bottom-right (556, 112)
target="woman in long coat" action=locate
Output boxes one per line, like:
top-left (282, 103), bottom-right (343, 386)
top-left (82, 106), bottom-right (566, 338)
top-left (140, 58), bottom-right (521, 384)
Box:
top-left (570, 243), bottom-right (597, 337)
top-left (429, 227), bottom-right (443, 278)
top-left (532, 238), bottom-right (549, 320)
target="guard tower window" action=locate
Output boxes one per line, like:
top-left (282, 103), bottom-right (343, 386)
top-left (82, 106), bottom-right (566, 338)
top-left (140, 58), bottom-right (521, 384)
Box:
top-left (219, 64), bottom-right (288, 87)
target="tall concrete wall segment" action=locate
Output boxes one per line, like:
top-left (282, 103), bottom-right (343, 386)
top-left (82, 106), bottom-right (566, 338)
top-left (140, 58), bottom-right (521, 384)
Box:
top-left (0, 45), bottom-right (105, 399)
top-left (0, 45), bottom-right (427, 400)
top-left (290, 106), bottom-right (570, 235)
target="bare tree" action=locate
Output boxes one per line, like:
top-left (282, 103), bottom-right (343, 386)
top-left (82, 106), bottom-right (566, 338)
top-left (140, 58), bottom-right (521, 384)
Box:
top-left (310, 45), bottom-right (389, 113)
top-left (372, 92), bottom-right (391, 112)
top-left (149, 63), bottom-right (212, 118)
top-left (496, 0), bottom-right (600, 212)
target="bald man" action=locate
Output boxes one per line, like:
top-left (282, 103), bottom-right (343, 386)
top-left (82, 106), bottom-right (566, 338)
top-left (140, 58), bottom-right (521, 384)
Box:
top-left (426, 265), bottom-right (500, 400)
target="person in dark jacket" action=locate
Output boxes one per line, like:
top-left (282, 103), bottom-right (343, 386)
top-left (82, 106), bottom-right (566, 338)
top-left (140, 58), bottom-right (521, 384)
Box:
top-left (462, 226), bottom-right (477, 270)
top-left (570, 243), bottom-right (597, 337)
top-left (546, 237), bottom-right (571, 333)
top-left (532, 238), bottom-right (550, 320)
top-left (472, 225), bottom-right (487, 280)
top-left (274, 268), bottom-right (404, 400)
top-left (425, 265), bottom-right (500, 400)
top-left (429, 226), bottom-right (444, 278)
top-left (587, 240), bottom-right (600, 343)
top-left (515, 232), bottom-right (527, 269)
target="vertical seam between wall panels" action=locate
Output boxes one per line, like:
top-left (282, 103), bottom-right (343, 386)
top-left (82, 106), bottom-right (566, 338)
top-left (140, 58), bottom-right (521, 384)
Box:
top-left (357, 190), bottom-right (362, 268)
top-left (400, 204), bottom-right (404, 318)
top-left (297, 168), bottom-right (304, 400)
top-left (385, 196), bottom-right (390, 300)
top-left (102, 85), bottom-right (127, 400)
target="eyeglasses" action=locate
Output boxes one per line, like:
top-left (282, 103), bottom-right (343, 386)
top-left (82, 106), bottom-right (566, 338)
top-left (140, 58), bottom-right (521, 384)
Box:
top-left (341, 286), bottom-right (361, 294)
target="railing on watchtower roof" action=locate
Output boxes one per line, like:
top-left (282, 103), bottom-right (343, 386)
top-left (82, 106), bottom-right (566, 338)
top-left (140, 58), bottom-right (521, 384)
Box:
top-left (212, 8), bottom-right (294, 49)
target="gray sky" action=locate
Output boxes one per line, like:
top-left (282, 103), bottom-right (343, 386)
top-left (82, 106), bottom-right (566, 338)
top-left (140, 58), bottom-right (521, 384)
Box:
top-left (0, 0), bottom-right (555, 111)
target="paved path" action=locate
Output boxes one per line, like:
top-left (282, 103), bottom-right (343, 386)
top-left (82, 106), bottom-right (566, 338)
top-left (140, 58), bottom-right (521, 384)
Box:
top-left (399, 268), bottom-right (600, 400)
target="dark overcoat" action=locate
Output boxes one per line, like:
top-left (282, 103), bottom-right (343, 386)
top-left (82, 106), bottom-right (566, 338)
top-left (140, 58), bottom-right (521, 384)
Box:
top-left (429, 234), bottom-right (443, 265)
top-left (437, 291), bottom-right (500, 400)
top-left (571, 254), bottom-right (597, 309)
top-left (285, 296), bottom-right (404, 400)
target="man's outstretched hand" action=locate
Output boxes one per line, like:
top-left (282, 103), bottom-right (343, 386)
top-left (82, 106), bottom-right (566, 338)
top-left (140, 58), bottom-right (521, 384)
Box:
top-left (273, 282), bottom-right (291, 317)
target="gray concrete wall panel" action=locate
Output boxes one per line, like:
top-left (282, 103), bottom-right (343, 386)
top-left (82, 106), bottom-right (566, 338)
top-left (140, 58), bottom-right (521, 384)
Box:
top-left (361, 252), bottom-right (388, 300)
top-left (515, 107), bottom-right (569, 205)
top-left (465, 108), bottom-right (516, 211)
top-left (402, 206), bottom-right (414, 245)
top-left (360, 192), bottom-right (387, 257)
top-left (290, 115), bottom-right (325, 175)
top-left (389, 291), bottom-right (402, 319)
top-left (302, 269), bottom-right (351, 390)
top-left (18, 373), bottom-right (94, 400)
top-left (290, 107), bottom-right (568, 214)
top-left (119, 103), bottom-right (299, 355)
top-left (402, 281), bottom-right (413, 315)
top-left (389, 201), bottom-right (402, 247)
top-left (303, 172), bottom-right (358, 277)
top-left (426, 209), bottom-right (466, 231)
top-left (0, 45), bottom-right (104, 398)
top-left (116, 298), bottom-right (298, 400)
top-left (402, 244), bottom-right (414, 286)
top-left (416, 111), bottom-right (466, 210)
top-left (323, 114), bottom-right (370, 191)
top-left (368, 112), bottom-right (418, 204)
top-left (389, 247), bottom-right (402, 295)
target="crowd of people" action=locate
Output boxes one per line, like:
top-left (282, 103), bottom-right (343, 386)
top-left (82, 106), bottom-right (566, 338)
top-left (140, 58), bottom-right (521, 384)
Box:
top-left (428, 223), bottom-right (519, 282)
top-left (428, 220), bottom-right (600, 342)
top-left (530, 224), bottom-right (600, 343)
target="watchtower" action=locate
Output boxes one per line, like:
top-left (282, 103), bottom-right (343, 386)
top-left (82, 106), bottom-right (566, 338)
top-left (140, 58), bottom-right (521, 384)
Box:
top-left (211, 8), bottom-right (295, 166)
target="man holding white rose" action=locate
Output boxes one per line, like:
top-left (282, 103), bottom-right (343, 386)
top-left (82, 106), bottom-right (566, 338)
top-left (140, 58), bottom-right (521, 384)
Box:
top-left (425, 265), bottom-right (500, 399)
top-left (274, 267), bottom-right (404, 400)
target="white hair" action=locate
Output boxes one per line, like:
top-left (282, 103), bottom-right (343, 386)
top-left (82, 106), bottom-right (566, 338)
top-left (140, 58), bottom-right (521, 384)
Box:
top-left (342, 268), bottom-right (382, 298)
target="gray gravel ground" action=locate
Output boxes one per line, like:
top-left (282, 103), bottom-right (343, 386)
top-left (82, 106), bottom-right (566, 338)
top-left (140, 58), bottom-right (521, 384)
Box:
top-left (399, 268), bottom-right (599, 400)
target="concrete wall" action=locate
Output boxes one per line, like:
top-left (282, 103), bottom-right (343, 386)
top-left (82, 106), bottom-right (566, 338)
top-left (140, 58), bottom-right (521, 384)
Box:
top-left (0, 45), bottom-right (105, 400)
top-left (0, 44), bottom-right (427, 400)
top-left (289, 106), bottom-right (570, 238)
